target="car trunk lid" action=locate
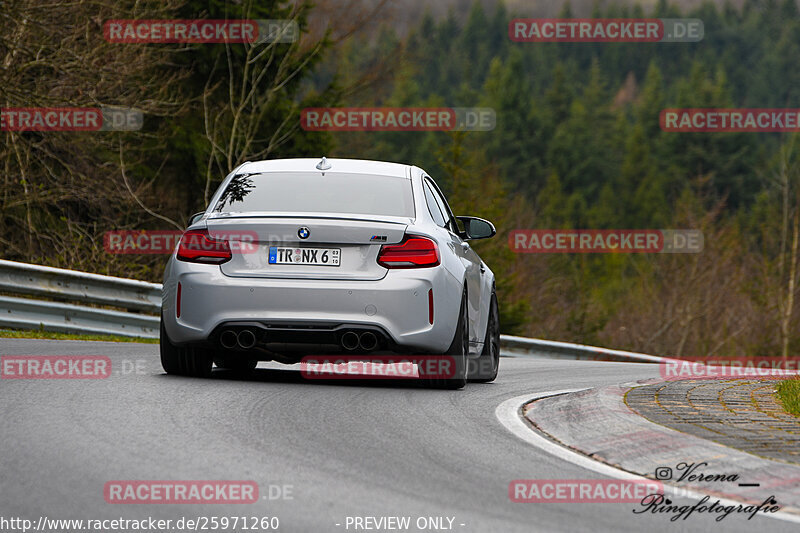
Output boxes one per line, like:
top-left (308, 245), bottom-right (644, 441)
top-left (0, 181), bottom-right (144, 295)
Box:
top-left (207, 214), bottom-right (408, 280)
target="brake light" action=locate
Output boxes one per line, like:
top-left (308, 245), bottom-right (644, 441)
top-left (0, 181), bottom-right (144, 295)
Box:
top-left (377, 235), bottom-right (440, 268)
top-left (176, 229), bottom-right (232, 264)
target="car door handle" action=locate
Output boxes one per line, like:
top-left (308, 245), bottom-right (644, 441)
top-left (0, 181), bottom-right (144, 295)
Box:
top-left (480, 263), bottom-right (485, 273)
top-left (461, 242), bottom-right (470, 251)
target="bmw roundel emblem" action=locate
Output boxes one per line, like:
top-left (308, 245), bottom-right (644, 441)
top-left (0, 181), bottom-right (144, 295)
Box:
top-left (298, 227), bottom-right (310, 240)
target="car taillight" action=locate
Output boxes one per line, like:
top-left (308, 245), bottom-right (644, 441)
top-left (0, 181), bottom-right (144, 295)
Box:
top-left (377, 235), bottom-right (440, 268)
top-left (176, 229), bottom-right (232, 264)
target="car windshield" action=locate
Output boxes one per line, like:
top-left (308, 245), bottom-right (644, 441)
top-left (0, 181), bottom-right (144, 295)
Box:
top-left (213, 172), bottom-right (414, 217)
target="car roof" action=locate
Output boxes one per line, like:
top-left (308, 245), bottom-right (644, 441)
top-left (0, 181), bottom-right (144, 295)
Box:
top-left (237, 158), bottom-right (412, 179)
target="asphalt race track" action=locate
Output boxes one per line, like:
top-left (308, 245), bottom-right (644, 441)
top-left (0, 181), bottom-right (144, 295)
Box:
top-left (0, 338), bottom-right (795, 533)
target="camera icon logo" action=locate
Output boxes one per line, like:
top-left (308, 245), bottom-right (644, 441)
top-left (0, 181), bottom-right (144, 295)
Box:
top-left (655, 467), bottom-right (673, 480)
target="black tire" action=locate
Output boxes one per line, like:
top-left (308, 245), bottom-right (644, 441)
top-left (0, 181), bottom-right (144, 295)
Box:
top-left (469, 292), bottom-right (499, 383)
top-left (214, 355), bottom-right (258, 372)
top-left (182, 347), bottom-right (213, 378)
top-left (160, 315), bottom-right (213, 378)
top-left (421, 289), bottom-right (468, 389)
top-left (160, 316), bottom-right (184, 375)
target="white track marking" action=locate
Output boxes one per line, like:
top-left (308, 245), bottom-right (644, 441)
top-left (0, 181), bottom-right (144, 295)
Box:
top-left (495, 391), bottom-right (800, 525)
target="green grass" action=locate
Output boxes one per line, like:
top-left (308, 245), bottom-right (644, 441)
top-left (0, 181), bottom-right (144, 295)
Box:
top-left (776, 377), bottom-right (800, 417)
top-left (0, 329), bottom-right (157, 344)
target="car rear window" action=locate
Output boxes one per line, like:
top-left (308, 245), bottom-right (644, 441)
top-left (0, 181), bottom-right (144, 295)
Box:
top-left (213, 172), bottom-right (414, 217)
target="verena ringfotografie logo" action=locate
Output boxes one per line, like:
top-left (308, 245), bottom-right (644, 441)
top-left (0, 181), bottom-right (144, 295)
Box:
top-left (660, 357), bottom-right (800, 380)
top-left (1, 107), bottom-right (142, 131)
top-left (104, 230), bottom-right (258, 255)
top-left (300, 107), bottom-right (496, 131)
top-left (103, 481), bottom-right (258, 504)
top-left (509, 230), bottom-right (703, 253)
top-left (104, 20), bottom-right (298, 44)
top-left (1, 356), bottom-right (111, 379)
top-left (509, 19), bottom-right (703, 43)
top-left (640, 462), bottom-right (783, 521)
top-left (635, 494), bottom-right (780, 522)
top-left (300, 355), bottom-right (457, 380)
top-left (661, 109), bottom-right (800, 132)
top-left (509, 480), bottom-right (663, 503)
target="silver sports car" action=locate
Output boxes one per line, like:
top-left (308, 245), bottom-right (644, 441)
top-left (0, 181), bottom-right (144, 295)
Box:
top-left (160, 157), bottom-right (499, 388)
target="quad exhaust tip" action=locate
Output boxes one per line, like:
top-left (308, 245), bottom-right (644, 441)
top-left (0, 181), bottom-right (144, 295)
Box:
top-left (220, 330), bottom-right (238, 349)
top-left (340, 330), bottom-right (380, 351)
top-left (224, 327), bottom-right (378, 352)
top-left (220, 328), bottom-right (257, 350)
top-left (359, 331), bottom-right (378, 351)
top-left (237, 329), bottom-right (256, 349)
top-left (341, 331), bottom-right (360, 351)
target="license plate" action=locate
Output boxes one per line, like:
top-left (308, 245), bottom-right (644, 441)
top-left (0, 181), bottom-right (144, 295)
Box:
top-left (268, 247), bottom-right (341, 266)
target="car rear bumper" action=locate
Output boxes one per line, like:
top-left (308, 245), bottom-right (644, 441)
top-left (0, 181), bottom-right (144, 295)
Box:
top-left (162, 259), bottom-right (462, 354)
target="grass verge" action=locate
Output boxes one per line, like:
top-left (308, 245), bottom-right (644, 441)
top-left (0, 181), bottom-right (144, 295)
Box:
top-left (0, 329), bottom-right (157, 344)
top-left (776, 377), bottom-right (800, 417)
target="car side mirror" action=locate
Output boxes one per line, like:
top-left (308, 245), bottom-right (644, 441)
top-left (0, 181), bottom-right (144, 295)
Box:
top-left (457, 216), bottom-right (496, 240)
top-left (188, 212), bottom-right (205, 226)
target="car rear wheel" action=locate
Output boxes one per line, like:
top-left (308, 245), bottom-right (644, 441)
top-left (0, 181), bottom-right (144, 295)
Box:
top-left (469, 292), bottom-right (499, 383)
top-left (160, 316), bottom-right (183, 375)
top-left (420, 289), bottom-right (468, 389)
top-left (160, 315), bottom-right (213, 378)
